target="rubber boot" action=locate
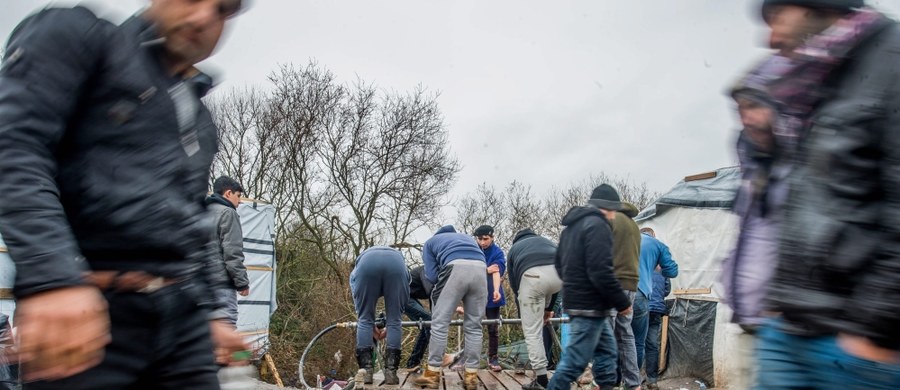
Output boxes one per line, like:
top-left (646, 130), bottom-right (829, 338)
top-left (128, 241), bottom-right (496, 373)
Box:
top-left (414, 366), bottom-right (441, 389)
top-left (383, 348), bottom-right (402, 385)
top-left (355, 347), bottom-right (374, 386)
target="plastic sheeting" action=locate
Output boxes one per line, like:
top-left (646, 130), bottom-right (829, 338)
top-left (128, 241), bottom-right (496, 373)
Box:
top-left (664, 299), bottom-right (717, 386)
top-left (236, 200), bottom-right (278, 355)
top-left (636, 166), bottom-right (741, 222)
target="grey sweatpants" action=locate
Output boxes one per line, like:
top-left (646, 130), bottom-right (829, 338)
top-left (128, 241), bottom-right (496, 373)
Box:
top-left (428, 259), bottom-right (487, 370)
top-left (517, 264), bottom-right (562, 376)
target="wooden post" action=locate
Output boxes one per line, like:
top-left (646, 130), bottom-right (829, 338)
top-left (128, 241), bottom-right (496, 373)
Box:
top-left (264, 353), bottom-right (285, 388)
top-left (659, 316), bottom-right (669, 372)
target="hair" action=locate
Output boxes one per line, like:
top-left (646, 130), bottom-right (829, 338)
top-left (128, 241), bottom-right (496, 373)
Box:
top-left (213, 176), bottom-right (244, 195)
top-left (640, 227), bottom-right (656, 237)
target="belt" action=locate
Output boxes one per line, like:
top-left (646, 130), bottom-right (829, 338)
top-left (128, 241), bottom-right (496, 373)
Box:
top-left (84, 271), bottom-right (184, 294)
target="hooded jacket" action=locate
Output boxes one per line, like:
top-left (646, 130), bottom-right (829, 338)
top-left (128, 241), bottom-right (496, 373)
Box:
top-left (609, 211), bottom-right (641, 292)
top-left (205, 194), bottom-right (249, 291)
top-left (422, 225), bottom-right (485, 284)
top-left (0, 7), bottom-right (219, 298)
top-left (556, 206), bottom-right (630, 316)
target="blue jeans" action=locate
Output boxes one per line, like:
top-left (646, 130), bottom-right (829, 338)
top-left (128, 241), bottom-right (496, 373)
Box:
top-left (645, 313), bottom-right (663, 383)
top-left (631, 291), bottom-right (650, 369)
top-left (403, 299), bottom-right (431, 368)
top-left (755, 318), bottom-right (900, 389)
top-left (546, 316), bottom-right (617, 390)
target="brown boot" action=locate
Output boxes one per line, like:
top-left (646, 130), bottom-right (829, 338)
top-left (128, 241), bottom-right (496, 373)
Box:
top-left (414, 366), bottom-right (441, 389)
top-left (464, 370), bottom-right (479, 390)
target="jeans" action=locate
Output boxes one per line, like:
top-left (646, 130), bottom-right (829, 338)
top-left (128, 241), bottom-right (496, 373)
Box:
top-left (404, 299), bottom-right (431, 368)
top-left (214, 288), bottom-right (239, 326)
top-left (755, 317), bottom-right (900, 389)
top-left (645, 313), bottom-right (663, 383)
top-left (24, 282), bottom-right (219, 390)
top-left (631, 291), bottom-right (650, 369)
top-left (604, 290), bottom-right (640, 389)
top-left (546, 316), bottom-right (617, 390)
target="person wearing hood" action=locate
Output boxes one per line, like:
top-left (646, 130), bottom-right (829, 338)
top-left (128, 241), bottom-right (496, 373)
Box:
top-left (205, 176), bottom-right (250, 326)
top-left (547, 187), bottom-right (632, 390)
top-left (415, 225), bottom-right (487, 390)
top-left (472, 225), bottom-right (507, 372)
top-left (507, 228), bottom-right (562, 390)
top-left (590, 184), bottom-right (642, 390)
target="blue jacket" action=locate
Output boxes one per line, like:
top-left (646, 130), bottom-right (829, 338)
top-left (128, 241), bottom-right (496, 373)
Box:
top-left (422, 225), bottom-right (485, 284)
top-left (638, 233), bottom-right (678, 298)
top-left (483, 242), bottom-right (507, 308)
top-left (649, 271), bottom-right (671, 314)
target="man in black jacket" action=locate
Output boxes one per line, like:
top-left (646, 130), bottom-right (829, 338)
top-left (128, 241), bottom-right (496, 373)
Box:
top-left (507, 228), bottom-right (562, 390)
top-left (752, 0), bottom-right (900, 387)
top-left (0, 0), bottom-right (247, 387)
top-left (546, 199), bottom-right (632, 390)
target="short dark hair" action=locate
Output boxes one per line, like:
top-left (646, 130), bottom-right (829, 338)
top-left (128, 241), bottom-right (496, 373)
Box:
top-left (213, 176), bottom-right (244, 195)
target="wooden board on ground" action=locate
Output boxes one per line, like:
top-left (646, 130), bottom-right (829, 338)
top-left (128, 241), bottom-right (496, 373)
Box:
top-left (489, 371), bottom-right (524, 389)
top-left (442, 368), bottom-right (463, 390)
top-left (476, 370), bottom-right (503, 390)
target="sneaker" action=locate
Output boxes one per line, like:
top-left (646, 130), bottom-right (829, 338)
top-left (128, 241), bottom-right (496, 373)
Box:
top-left (488, 358), bottom-right (502, 372)
top-left (522, 379), bottom-right (546, 390)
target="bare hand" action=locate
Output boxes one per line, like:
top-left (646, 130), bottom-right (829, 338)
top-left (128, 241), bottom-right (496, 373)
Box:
top-left (238, 288), bottom-right (249, 297)
top-left (492, 291), bottom-right (501, 303)
top-left (210, 320), bottom-right (250, 366)
top-left (16, 286), bottom-right (110, 381)
top-left (455, 306), bottom-right (465, 315)
top-left (373, 328), bottom-right (387, 341)
top-left (487, 265), bottom-right (500, 274)
top-left (619, 306), bottom-right (633, 316)
top-left (543, 311), bottom-right (553, 325)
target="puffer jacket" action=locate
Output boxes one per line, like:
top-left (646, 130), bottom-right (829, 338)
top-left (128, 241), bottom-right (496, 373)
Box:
top-left (769, 18), bottom-right (900, 349)
top-left (205, 194), bottom-right (249, 291)
top-left (556, 206), bottom-right (630, 316)
top-left (0, 7), bottom-right (219, 298)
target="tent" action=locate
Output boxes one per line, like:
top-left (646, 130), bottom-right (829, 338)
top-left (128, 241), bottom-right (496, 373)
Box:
top-left (634, 166), bottom-right (741, 388)
top-left (0, 198), bottom-right (278, 356)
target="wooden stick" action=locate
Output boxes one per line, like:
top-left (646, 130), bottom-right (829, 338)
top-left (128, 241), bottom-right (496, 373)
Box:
top-left (264, 353), bottom-right (285, 388)
top-left (659, 316), bottom-right (669, 372)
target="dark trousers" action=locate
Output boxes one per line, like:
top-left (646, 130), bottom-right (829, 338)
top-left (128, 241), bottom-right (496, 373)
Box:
top-left (24, 282), bottom-right (219, 390)
top-left (486, 307), bottom-right (500, 360)
top-left (404, 299), bottom-right (432, 368)
top-left (542, 323), bottom-right (558, 370)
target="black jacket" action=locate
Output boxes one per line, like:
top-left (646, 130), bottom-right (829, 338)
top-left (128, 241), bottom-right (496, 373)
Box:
top-left (555, 206), bottom-right (630, 316)
top-left (508, 229), bottom-right (558, 304)
top-left (0, 8), bottom-right (219, 298)
top-left (769, 18), bottom-right (900, 349)
top-left (408, 265), bottom-right (433, 301)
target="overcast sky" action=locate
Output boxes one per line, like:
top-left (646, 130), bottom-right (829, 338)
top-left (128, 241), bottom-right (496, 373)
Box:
top-left (4, 0), bottom-right (900, 202)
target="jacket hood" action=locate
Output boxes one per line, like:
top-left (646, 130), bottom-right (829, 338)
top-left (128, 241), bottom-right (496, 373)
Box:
top-left (206, 193), bottom-right (235, 209)
top-left (513, 228), bottom-right (537, 244)
top-left (561, 206), bottom-right (604, 226)
top-left (434, 225), bottom-right (457, 234)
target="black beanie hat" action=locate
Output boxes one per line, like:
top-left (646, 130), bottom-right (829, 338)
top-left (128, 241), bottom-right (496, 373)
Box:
top-left (473, 225), bottom-right (494, 237)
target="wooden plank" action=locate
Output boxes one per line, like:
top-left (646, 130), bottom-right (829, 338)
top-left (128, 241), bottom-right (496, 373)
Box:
top-left (399, 369), bottom-right (420, 389)
top-left (492, 371), bottom-right (526, 389)
top-left (684, 171), bottom-right (717, 182)
top-left (477, 370), bottom-right (503, 390)
top-left (0, 289), bottom-right (12, 300)
top-left (246, 265), bottom-right (274, 271)
top-left (0, 247), bottom-right (7, 253)
top-left (659, 316), bottom-right (669, 372)
top-left (263, 354), bottom-right (285, 388)
top-left (672, 287), bottom-right (711, 295)
top-left (442, 368), bottom-right (463, 389)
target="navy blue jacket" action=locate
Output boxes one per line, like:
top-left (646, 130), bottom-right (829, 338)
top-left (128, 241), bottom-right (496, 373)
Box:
top-left (0, 8), bottom-right (218, 297)
top-left (422, 225), bottom-right (485, 284)
top-left (649, 272), bottom-right (671, 315)
top-left (482, 242), bottom-right (506, 308)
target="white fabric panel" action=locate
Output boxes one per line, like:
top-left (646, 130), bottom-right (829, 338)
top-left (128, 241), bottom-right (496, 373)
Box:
top-left (638, 207), bottom-right (738, 299)
top-left (236, 201), bottom-right (278, 353)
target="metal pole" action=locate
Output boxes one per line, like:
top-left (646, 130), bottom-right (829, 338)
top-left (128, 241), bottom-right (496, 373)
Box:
top-left (335, 317), bottom-right (570, 329)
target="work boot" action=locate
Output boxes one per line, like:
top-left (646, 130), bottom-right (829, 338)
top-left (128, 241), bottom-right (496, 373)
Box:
top-left (463, 369), bottom-right (479, 390)
top-left (383, 348), bottom-right (402, 385)
top-left (414, 366), bottom-right (441, 389)
top-left (354, 347), bottom-right (374, 385)
top-left (522, 379), bottom-right (546, 390)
